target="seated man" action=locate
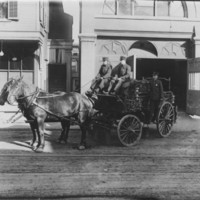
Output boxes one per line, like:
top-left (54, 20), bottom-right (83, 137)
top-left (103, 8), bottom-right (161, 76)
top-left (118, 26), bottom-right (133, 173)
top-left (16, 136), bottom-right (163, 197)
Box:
top-left (106, 56), bottom-right (131, 95)
top-left (86, 57), bottom-right (112, 96)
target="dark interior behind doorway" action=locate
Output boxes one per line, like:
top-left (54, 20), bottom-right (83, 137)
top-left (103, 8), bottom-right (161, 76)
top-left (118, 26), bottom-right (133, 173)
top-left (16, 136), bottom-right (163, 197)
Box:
top-left (136, 58), bottom-right (187, 111)
top-left (48, 64), bottom-right (66, 93)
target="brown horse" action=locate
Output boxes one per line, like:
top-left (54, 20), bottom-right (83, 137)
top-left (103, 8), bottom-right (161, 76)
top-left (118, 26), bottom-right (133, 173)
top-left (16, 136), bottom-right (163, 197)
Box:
top-left (0, 77), bottom-right (95, 152)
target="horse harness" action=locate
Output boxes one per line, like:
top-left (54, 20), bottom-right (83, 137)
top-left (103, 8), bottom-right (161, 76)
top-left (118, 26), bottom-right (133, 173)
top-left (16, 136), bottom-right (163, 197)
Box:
top-left (16, 88), bottom-right (93, 123)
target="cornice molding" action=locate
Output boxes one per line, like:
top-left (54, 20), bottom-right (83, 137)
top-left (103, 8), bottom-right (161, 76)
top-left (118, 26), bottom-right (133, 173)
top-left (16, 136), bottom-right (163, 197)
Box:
top-left (79, 33), bottom-right (97, 42)
top-left (47, 39), bottom-right (73, 49)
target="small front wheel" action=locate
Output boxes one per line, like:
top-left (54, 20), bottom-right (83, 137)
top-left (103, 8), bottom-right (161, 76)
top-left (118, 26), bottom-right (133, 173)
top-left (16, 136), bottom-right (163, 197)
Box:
top-left (117, 114), bottom-right (142, 147)
top-left (157, 102), bottom-right (175, 137)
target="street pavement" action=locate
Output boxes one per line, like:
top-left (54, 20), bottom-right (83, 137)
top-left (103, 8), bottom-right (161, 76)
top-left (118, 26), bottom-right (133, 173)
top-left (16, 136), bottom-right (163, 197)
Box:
top-left (0, 111), bottom-right (200, 199)
top-left (0, 110), bottom-right (199, 132)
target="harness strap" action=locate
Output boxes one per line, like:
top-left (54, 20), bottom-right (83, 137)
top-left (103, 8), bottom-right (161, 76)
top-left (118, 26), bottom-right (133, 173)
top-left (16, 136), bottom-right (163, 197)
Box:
top-left (32, 100), bottom-right (67, 120)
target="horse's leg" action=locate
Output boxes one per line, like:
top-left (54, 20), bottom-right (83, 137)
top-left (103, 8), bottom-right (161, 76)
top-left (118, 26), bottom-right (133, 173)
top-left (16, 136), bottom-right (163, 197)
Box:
top-left (35, 116), bottom-right (45, 153)
top-left (78, 123), bottom-right (87, 150)
top-left (29, 121), bottom-right (38, 150)
top-left (76, 110), bottom-right (88, 150)
top-left (57, 120), bottom-right (70, 144)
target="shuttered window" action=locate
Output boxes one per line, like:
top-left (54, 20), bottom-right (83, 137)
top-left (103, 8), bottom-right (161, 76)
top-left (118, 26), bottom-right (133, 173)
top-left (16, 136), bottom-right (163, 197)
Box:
top-left (8, 1), bottom-right (18, 19)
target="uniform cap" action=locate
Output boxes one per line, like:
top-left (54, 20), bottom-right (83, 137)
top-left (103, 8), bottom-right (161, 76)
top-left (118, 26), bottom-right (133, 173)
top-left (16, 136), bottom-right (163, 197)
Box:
top-left (102, 57), bottom-right (109, 61)
top-left (120, 56), bottom-right (126, 61)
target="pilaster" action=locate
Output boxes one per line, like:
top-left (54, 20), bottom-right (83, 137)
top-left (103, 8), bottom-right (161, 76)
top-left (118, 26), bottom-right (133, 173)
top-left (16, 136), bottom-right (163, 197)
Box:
top-left (193, 37), bottom-right (200, 58)
top-left (79, 33), bottom-right (97, 93)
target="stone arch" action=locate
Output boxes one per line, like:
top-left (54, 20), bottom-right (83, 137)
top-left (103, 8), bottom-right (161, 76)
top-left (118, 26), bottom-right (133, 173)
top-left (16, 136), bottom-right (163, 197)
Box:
top-left (182, 1), bottom-right (188, 18)
top-left (128, 40), bottom-right (158, 58)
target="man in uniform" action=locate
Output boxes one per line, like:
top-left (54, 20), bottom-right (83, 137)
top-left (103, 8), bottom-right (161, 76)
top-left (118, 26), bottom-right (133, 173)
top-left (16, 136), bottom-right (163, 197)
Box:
top-left (149, 72), bottom-right (164, 123)
top-left (106, 56), bottom-right (131, 95)
top-left (86, 57), bottom-right (112, 95)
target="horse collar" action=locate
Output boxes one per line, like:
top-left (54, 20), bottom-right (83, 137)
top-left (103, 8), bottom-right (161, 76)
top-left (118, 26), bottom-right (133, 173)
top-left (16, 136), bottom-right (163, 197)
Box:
top-left (18, 87), bottom-right (40, 109)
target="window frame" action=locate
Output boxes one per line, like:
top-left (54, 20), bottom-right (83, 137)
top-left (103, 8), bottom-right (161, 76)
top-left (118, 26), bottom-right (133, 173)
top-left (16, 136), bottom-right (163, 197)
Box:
top-left (8, 1), bottom-right (18, 20)
top-left (102, 0), bottom-right (188, 18)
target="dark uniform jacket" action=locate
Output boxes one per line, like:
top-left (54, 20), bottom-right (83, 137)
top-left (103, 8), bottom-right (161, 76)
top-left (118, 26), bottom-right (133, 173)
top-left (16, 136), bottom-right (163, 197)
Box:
top-left (97, 64), bottom-right (112, 79)
top-left (111, 63), bottom-right (131, 80)
top-left (149, 79), bottom-right (164, 100)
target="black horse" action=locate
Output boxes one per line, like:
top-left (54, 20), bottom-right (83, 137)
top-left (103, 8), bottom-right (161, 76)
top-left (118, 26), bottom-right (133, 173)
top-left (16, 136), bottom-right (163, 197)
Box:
top-left (0, 77), bottom-right (96, 153)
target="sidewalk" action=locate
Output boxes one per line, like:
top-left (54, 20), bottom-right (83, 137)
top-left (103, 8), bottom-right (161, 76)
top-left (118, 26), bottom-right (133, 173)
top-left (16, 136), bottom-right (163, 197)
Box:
top-left (0, 112), bottom-right (78, 130)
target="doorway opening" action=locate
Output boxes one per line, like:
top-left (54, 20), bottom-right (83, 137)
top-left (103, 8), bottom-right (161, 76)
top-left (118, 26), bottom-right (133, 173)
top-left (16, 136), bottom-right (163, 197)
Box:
top-left (136, 58), bottom-right (187, 111)
top-left (48, 64), bottom-right (66, 93)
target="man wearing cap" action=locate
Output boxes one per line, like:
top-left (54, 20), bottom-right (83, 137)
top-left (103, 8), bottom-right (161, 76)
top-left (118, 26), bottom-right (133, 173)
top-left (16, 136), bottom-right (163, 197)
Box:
top-left (149, 72), bottom-right (164, 123)
top-left (86, 57), bottom-right (112, 95)
top-left (106, 56), bottom-right (131, 95)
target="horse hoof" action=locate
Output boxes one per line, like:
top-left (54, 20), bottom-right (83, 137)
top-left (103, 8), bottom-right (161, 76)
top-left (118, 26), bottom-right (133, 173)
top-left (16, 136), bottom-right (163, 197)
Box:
top-left (78, 145), bottom-right (86, 150)
top-left (32, 146), bottom-right (37, 151)
top-left (34, 147), bottom-right (44, 153)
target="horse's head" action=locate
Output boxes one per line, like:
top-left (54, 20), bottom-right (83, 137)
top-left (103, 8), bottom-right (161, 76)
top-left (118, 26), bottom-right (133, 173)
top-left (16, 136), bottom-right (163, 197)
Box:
top-left (0, 77), bottom-right (23, 105)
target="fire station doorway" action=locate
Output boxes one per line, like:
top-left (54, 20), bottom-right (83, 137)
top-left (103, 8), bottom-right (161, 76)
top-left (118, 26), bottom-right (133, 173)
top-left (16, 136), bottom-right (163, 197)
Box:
top-left (136, 58), bottom-right (187, 111)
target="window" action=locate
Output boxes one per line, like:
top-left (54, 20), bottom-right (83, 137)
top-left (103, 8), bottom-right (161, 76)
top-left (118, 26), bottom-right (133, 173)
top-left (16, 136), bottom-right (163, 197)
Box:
top-left (0, 54), bottom-right (8, 69)
top-left (170, 1), bottom-right (184, 18)
top-left (118, 0), bottom-right (132, 15)
top-left (8, 1), bottom-right (18, 19)
top-left (157, 0), bottom-right (169, 17)
top-left (0, 55), bottom-right (34, 71)
top-left (157, 0), bottom-right (184, 17)
top-left (0, 2), bottom-right (8, 18)
top-left (134, 0), bottom-right (154, 16)
top-left (102, 0), bottom-right (187, 18)
top-left (102, 0), bottom-right (116, 15)
top-left (49, 49), bottom-right (66, 64)
top-left (0, 1), bottom-right (18, 19)
top-left (189, 73), bottom-right (200, 91)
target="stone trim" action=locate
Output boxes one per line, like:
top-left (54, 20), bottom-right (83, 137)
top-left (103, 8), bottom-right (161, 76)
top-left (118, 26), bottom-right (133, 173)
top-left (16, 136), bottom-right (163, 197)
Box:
top-left (47, 39), bottom-right (73, 50)
top-left (79, 33), bottom-right (97, 42)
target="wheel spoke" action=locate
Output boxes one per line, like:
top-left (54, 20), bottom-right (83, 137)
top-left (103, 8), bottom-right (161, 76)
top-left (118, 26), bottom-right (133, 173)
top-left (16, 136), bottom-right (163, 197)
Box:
top-left (157, 102), bottom-right (174, 137)
top-left (117, 115), bottom-right (142, 146)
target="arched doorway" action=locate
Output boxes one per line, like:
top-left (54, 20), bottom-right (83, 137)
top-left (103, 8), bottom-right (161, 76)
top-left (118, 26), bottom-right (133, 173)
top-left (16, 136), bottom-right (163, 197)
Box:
top-left (128, 40), bottom-right (187, 110)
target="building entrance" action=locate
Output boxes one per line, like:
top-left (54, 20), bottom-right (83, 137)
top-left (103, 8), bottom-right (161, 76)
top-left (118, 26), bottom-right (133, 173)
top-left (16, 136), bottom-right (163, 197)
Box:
top-left (48, 64), bottom-right (66, 93)
top-left (136, 58), bottom-right (187, 111)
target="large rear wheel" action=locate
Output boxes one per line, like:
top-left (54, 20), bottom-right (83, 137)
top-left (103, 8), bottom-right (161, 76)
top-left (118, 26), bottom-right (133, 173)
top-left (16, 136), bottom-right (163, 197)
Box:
top-left (157, 102), bottom-right (175, 137)
top-left (117, 114), bottom-right (142, 147)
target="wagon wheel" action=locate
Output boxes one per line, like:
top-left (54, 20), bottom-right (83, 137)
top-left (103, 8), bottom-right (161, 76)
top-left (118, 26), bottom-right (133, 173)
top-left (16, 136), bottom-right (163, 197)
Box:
top-left (157, 101), bottom-right (175, 137)
top-left (117, 114), bottom-right (142, 147)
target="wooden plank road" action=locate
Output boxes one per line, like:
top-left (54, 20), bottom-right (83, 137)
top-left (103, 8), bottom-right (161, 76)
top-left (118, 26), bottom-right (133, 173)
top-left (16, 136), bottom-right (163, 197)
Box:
top-left (0, 115), bottom-right (200, 200)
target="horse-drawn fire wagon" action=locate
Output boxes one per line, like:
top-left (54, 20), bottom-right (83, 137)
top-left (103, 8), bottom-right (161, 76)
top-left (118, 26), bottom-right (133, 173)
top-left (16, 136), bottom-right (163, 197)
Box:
top-left (0, 76), bottom-right (177, 152)
top-left (91, 77), bottom-right (177, 147)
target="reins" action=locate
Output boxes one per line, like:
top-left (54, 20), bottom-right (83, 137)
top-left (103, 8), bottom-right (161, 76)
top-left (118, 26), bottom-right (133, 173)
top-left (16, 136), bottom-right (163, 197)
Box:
top-left (7, 79), bottom-right (95, 124)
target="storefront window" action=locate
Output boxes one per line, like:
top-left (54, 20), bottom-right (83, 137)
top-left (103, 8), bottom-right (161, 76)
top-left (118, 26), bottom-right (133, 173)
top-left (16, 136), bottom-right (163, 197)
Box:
top-left (0, 55), bottom-right (8, 69)
top-left (22, 56), bottom-right (34, 70)
top-left (10, 58), bottom-right (21, 70)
